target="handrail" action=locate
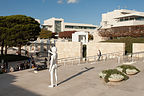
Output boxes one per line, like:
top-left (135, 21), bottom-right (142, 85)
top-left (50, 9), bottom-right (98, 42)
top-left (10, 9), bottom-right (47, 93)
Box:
top-left (57, 51), bottom-right (124, 65)
top-left (57, 51), bottom-right (144, 66)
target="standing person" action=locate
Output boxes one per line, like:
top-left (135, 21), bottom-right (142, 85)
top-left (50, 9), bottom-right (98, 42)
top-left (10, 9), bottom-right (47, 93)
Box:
top-left (10, 66), bottom-right (14, 72)
top-left (25, 50), bottom-right (28, 56)
top-left (31, 56), bottom-right (36, 67)
top-left (44, 58), bottom-right (48, 68)
top-left (15, 64), bottom-right (19, 71)
top-left (97, 50), bottom-right (102, 61)
top-left (28, 57), bottom-right (31, 68)
top-left (48, 46), bottom-right (58, 88)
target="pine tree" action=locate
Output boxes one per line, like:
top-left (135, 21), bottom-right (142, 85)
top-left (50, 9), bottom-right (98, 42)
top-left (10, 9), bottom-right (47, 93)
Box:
top-left (0, 15), bottom-right (41, 55)
top-left (39, 28), bottom-right (52, 39)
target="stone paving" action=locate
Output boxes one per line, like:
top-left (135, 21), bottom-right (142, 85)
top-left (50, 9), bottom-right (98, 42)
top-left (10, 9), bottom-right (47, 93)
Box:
top-left (0, 59), bottom-right (144, 96)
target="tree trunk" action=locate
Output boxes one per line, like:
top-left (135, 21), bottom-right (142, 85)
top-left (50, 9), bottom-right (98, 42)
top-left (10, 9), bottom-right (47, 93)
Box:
top-left (18, 44), bottom-right (21, 56)
top-left (1, 40), bottom-right (4, 56)
top-left (5, 45), bottom-right (7, 55)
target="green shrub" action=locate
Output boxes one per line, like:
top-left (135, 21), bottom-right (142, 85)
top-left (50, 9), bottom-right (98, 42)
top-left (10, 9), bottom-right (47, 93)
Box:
top-left (117, 65), bottom-right (140, 74)
top-left (101, 69), bottom-right (129, 83)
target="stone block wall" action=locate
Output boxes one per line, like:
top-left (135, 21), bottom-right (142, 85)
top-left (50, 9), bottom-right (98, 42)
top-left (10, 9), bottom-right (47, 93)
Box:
top-left (133, 43), bottom-right (144, 57)
top-left (56, 42), bottom-right (82, 59)
top-left (87, 42), bottom-right (125, 57)
top-left (133, 43), bottom-right (144, 53)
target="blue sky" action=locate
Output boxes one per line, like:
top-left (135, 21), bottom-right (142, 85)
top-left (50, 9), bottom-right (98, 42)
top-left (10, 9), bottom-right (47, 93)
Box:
top-left (0, 0), bottom-right (144, 25)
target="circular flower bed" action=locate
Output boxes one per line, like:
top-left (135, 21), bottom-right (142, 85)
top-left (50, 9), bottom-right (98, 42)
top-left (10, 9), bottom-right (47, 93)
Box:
top-left (99, 72), bottom-right (106, 79)
top-left (99, 69), bottom-right (129, 83)
top-left (108, 74), bottom-right (124, 82)
top-left (116, 65), bottom-right (140, 75)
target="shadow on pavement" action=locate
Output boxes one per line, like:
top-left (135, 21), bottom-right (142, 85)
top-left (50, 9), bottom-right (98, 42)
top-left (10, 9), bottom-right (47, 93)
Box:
top-left (58, 67), bottom-right (95, 86)
top-left (0, 73), bottom-right (41, 96)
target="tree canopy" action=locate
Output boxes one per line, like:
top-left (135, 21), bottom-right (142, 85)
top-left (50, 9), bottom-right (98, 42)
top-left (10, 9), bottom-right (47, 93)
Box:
top-left (0, 15), bottom-right (41, 55)
top-left (39, 28), bottom-right (52, 39)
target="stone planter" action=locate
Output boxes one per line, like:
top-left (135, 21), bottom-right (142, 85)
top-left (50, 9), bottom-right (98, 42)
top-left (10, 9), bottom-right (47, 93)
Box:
top-left (99, 69), bottom-right (129, 83)
top-left (108, 74), bottom-right (124, 82)
top-left (116, 67), bottom-right (123, 72)
top-left (126, 69), bottom-right (138, 75)
top-left (99, 72), bottom-right (106, 79)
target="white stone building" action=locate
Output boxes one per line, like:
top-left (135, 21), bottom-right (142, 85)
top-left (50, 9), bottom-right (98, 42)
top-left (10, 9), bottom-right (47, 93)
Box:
top-left (72, 31), bottom-right (88, 44)
top-left (101, 9), bottom-right (144, 29)
top-left (42, 17), bottom-right (97, 33)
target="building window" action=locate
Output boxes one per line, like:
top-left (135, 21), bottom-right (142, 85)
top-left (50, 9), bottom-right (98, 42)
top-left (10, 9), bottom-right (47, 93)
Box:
top-left (65, 25), bottom-right (96, 30)
top-left (55, 21), bottom-right (62, 33)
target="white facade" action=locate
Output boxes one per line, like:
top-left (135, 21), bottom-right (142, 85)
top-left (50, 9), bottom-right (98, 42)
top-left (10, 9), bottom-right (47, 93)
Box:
top-left (43, 17), bottom-right (97, 33)
top-left (43, 18), bottom-right (64, 33)
top-left (72, 31), bottom-right (88, 44)
top-left (101, 9), bottom-right (144, 28)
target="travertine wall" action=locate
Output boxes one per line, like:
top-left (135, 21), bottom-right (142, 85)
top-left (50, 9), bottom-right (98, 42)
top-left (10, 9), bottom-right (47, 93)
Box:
top-left (56, 42), bottom-right (82, 59)
top-left (133, 43), bottom-right (144, 53)
top-left (87, 42), bottom-right (125, 56)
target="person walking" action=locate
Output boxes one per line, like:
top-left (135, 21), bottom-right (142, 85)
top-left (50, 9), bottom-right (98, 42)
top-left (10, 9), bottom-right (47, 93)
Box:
top-left (97, 50), bottom-right (102, 61)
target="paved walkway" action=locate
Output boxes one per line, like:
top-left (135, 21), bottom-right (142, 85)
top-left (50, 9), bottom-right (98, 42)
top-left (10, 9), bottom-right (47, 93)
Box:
top-left (0, 59), bottom-right (144, 96)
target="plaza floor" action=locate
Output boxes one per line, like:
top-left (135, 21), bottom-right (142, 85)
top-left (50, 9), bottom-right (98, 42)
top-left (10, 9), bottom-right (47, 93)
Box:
top-left (0, 59), bottom-right (144, 96)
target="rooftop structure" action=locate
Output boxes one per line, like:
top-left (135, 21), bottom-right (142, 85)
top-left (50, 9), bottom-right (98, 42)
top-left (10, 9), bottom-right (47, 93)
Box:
top-left (72, 31), bottom-right (88, 44)
top-left (101, 9), bottom-right (144, 29)
top-left (42, 17), bottom-right (97, 33)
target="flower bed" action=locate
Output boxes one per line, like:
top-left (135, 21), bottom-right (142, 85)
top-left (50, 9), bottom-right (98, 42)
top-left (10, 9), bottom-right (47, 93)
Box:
top-left (99, 69), bottom-right (129, 83)
top-left (116, 65), bottom-right (140, 75)
top-left (108, 74), bottom-right (124, 82)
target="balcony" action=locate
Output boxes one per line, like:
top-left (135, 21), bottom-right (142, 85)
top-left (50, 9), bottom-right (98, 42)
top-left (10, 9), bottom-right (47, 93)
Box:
top-left (114, 20), bottom-right (144, 27)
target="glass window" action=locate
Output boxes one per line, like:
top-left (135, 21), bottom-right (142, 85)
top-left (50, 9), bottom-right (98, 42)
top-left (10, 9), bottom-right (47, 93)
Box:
top-left (55, 21), bottom-right (62, 33)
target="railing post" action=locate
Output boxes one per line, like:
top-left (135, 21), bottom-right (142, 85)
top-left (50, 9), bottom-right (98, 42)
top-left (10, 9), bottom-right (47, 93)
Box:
top-left (94, 55), bottom-right (96, 63)
top-left (64, 59), bottom-right (66, 66)
top-left (117, 56), bottom-right (120, 64)
top-left (105, 55), bottom-right (107, 61)
top-left (79, 57), bottom-right (81, 65)
top-left (72, 59), bottom-right (74, 65)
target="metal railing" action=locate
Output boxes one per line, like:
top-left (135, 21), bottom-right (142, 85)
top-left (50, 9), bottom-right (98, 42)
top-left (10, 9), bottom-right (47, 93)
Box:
top-left (57, 51), bottom-right (124, 66)
top-left (57, 51), bottom-right (144, 66)
top-left (122, 51), bottom-right (144, 63)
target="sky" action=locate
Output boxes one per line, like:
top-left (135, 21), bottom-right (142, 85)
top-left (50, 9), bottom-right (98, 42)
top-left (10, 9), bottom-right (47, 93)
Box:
top-left (0, 0), bottom-right (144, 25)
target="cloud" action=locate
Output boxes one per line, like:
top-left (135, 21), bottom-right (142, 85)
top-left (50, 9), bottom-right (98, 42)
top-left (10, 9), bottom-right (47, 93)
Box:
top-left (57, 0), bottom-right (63, 4)
top-left (57, 0), bottom-right (79, 4)
top-left (67, 0), bottom-right (78, 4)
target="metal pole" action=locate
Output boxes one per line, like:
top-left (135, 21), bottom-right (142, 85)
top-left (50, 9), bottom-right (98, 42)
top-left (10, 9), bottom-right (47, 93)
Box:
top-left (72, 59), bottom-right (73, 65)
top-left (117, 56), bottom-right (120, 64)
top-left (64, 59), bottom-right (66, 66)
top-left (79, 58), bottom-right (81, 65)
top-left (94, 55), bottom-right (96, 63)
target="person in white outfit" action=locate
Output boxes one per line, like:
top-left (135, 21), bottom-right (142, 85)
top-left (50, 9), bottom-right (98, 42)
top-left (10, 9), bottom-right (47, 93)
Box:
top-left (48, 46), bottom-right (58, 88)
